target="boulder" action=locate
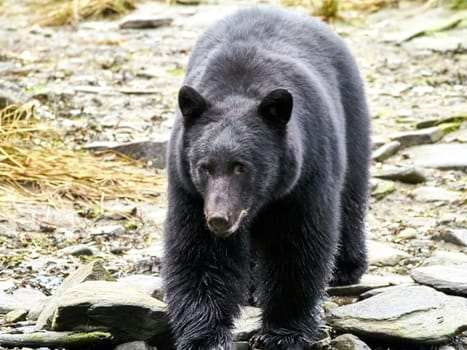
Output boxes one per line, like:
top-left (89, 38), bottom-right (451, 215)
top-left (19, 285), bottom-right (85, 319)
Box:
top-left (422, 251), bottom-right (467, 267)
top-left (331, 285), bottom-right (467, 344)
top-left (50, 281), bottom-right (169, 340)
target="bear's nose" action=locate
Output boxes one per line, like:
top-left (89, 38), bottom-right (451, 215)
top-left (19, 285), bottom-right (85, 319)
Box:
top-left (207, 215), bottom-right (231, 235)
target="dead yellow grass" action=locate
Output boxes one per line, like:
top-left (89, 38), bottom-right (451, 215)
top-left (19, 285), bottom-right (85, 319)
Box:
top-left (26, 0), bottom-right (136, 27)
top-left (0, 104), bottom-right (166, 206)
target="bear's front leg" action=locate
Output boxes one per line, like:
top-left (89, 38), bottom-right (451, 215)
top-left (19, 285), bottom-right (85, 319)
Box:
top-left (163, 189), bottom-right (250, 350)
top-left (250, 196), bottom-right (339, 350)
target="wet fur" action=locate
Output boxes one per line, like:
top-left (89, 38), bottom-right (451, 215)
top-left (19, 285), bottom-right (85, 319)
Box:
top-left (163, 6), bottom-right (370, 350)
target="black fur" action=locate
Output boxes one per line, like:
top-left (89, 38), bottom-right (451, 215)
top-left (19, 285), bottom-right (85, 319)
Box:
top-left (163, 6), bottom-right (370, 350)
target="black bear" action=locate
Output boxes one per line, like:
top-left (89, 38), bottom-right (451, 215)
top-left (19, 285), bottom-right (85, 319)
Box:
top-left (163, 5), bottom-right (370, 350)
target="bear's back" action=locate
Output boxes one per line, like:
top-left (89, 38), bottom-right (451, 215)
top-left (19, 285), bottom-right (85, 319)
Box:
top-left (186, 6), bottom-right (350, 80)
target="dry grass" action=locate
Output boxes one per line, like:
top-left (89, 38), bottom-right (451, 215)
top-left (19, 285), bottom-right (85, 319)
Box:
top-left (316, 0), bottom-right (339, 20)
top-left (26, 0), bottom-right (136, 27)
top-left (0, 104), bottom-right (166, 207)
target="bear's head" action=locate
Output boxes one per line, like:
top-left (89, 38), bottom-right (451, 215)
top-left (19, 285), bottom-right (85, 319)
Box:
top-left (178, 86), bottom-right (294, 238)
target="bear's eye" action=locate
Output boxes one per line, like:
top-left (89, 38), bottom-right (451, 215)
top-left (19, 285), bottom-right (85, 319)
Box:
top-left (233, 162), bottom-right (247, 176)
top-left (200, 164), bottom-right (212, 175)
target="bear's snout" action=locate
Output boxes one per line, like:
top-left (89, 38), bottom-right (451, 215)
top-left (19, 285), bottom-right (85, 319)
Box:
top-left (207, 214), bottom-right (231, 237)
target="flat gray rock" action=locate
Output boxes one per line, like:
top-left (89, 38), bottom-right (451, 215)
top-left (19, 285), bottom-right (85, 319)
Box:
top-left (404, 34), bottom-right (467, 54)
top-left (0, 288), bottom-right (48, 313)
top-left (372, 141), bottom-right (400, 162)
top-left (416, 116), bottom-right (467, 129)
top-left (373, 166), bottom-right (427, 184)
top-left (360, 284), bottom-right (412, 299)
top-left (410, 265), bottom-right (467, 296)
top-left (331, 285), bottom-right (467, 344)
top-left (330, 333), bottom-right (371, 350)
top-left (370, 179), bottom-right (395, 199)
top-left (367, 240), bottom-right (410, 266)
top-left (119, 17), bottom-right (173, 30)
top-left (403, 143), bottom-right (467, 170)
top-left (411, 186), bottom-right (462, 202)
top-left (51, 281), bottom-right (169, 340)
top-left (422, 251), bottom-right (467, 266)
top-left (391, 126), bottom-right (444, 148)
top-left (441, 229), bottom-right (467, 247)
top-left (327, 273), bottom-right (413, 297)
top-left (118, 275), bottom-right (164, 300)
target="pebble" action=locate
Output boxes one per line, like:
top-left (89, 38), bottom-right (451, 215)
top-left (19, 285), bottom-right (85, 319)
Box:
top-left (397, 227), bottom-right (418, 240)
top-left (370, 179), bottom-right (395, 199)
top-left (330, 333), bottom-right (371, 350)
top-left (119, 17), bottom-right (173, 30)
top-left (89, 224), bottom-right (126, 236)
top-left (4, 309), bottom-right (28, 323)
top-left (58, 244), bottom-right (95, 257)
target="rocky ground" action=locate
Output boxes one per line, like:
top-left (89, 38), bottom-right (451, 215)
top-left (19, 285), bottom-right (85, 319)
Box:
top-left (0, 0), bottom-right (466, 349)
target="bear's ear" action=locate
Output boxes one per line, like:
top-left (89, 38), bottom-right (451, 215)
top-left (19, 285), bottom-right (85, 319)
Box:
top-left (258, 89), bottom-right (293, 127)
top-left (178, 86), bottom-right (209, 123)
